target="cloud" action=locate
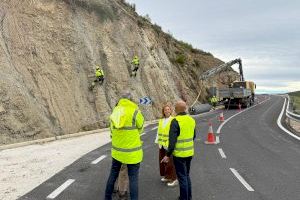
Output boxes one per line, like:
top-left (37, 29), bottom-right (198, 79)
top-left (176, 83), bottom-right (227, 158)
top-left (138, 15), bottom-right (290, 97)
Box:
top-left (127, 0), bottom-right (300, 92)
top-left (256, 81), bottom-right (300, 93)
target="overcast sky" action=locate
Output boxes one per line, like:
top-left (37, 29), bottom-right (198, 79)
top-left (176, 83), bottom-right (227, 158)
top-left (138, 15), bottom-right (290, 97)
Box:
top-left (126, 0), bottom-right (300, 93)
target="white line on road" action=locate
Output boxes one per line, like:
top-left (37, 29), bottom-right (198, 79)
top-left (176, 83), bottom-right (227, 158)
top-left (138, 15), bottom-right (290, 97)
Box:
top-left (277, 98), bottom-right (300, 141)
top-left (230, 168), bottom-right (254, 191)
top-left (216, 96), bottom-right (270, 134)
top-left (47, 179), bottom-right (75, 199)
top-left (218, 148), bottom-right (226, 158)
top-left (141, 132), bottom-right (146, 136)
top-left (91, 155), bottom-right (107, 165)
top-left (216, 136), bottom-right (220, 144)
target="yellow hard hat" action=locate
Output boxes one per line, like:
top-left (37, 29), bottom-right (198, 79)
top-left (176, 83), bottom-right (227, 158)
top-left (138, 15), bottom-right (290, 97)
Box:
top-left (96, 65), bottom-right (100, 70)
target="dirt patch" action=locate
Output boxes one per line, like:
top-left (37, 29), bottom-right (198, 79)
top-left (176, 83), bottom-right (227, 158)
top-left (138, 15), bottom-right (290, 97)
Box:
top-left (289, 119), bottom-right (300, 134)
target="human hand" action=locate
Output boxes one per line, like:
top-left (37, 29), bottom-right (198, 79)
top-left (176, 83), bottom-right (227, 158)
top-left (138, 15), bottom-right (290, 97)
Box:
top-left (161, 156), bottom-right (170, 163)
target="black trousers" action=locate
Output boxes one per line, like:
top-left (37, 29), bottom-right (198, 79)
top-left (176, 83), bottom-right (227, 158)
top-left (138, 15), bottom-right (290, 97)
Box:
top-left (173, 156), bottom-right (193, 200)
top-left (95, 76), bottom-right (104, 84)
top-left (104, 158), bottom-right (140, 200)
top-left (132, 65), bottom-right (139, 72)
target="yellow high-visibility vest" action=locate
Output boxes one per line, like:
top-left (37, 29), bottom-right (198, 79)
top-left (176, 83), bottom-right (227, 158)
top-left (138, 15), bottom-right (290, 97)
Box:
top-left (157, 117), bottom-right (173, 147)
top-left (173, 115), bottom-right (195, 157)
top-left (110, 99), bottom-right (144, 164)
top-left (132, 57), bottom-right (139, 65)
top-left (95, 69), bottom-right (104, 77)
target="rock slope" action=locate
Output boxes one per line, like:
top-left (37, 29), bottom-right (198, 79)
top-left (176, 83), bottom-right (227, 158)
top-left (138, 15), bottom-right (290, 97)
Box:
top-left (0, 0), bottom-right (226, 144)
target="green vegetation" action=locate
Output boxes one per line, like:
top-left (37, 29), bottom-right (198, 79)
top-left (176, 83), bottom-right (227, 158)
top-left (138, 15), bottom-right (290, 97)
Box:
top-left (178, 40), bottom-right (193, 50)
top-left (152, 24), bottom-right (162, 35)
top-left (175, 54), bottom-right (186, 64)
top-left (177, 40), bottom-right (212, 56)
top-left (289, 91), bottom-right (300, 114)
top-left (194, 59), bottom-right (201, 68)
top-left (120, 0), bottom-right (136, 11)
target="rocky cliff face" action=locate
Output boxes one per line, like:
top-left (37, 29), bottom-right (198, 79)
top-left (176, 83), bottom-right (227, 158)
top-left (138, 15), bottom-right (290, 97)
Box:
top-left (0, 0), bottom-right (225, 144)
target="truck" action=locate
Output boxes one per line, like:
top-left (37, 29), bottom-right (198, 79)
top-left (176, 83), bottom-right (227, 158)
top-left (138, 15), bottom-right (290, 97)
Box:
top-left (219, 80), bottom-right (256, 108)
top-left (190, 58), bottom-right (256, 112)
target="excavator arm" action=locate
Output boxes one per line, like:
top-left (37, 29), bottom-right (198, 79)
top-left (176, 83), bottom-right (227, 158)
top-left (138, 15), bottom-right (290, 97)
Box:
top-left (199, 58), bottom-right (244, 81)
top-left (190, 58), bottom-right (244, 112)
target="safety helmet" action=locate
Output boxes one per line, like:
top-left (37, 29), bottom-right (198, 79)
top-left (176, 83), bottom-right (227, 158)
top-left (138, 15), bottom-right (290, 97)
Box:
top-left (96, 65), bottom-right (100, 70)
top-left (134, 56), bottom-right (138, 59)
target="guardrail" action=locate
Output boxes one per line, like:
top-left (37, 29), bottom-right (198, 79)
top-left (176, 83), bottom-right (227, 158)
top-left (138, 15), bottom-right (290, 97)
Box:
top-left (286, 95), bottom-right (300, 122)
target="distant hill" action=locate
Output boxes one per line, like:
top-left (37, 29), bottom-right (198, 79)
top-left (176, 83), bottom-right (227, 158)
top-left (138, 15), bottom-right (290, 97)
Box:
top-left (289, 91), bottom-right (300, 97)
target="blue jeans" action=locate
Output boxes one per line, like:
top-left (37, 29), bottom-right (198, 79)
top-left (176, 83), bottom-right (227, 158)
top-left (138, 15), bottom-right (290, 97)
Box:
top-left (104, 158), bottom-right (140, 200)
top-left (173, 156), bottom-right (193, 200)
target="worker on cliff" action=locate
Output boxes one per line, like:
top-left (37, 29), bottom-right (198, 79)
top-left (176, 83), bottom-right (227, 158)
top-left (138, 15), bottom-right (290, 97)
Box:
top-left (104, 91), bottom-right (144, 200)
top-left (95, 65), bottom-right (104, 85)
top-left (90, 65), bottom-right (104, 90)
top-left (131, 56), bottom-right (140, 77)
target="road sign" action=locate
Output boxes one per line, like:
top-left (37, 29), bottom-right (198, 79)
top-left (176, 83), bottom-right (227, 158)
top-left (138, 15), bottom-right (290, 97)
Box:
top-left (139, 97), bottom-right (152, 105)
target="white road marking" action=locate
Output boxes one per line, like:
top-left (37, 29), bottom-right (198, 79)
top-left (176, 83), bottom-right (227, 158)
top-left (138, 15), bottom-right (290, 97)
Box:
top-left (218, 148), bottom-right (226, 158)
top-left (91, 155), bottom-right (107, 165)
top-left (277, 98), bottom-right (300, 141)
top-left (230, 168), bottom-right (254, 191)
top-left (140, 132), bottom-right (146, 136)
top-left (216, 97), bottom-right (270, 134)
top-left (216, 136), bottom-right (220, 144)
top-left (46, 179), bottom-right (75, 199)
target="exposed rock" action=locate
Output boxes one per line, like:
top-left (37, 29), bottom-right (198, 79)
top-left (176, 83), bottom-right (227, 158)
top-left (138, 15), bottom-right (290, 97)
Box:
top-left (0, 104), bottom-right (5, 114)
top-left (0, 0), bottom-right (232, 144)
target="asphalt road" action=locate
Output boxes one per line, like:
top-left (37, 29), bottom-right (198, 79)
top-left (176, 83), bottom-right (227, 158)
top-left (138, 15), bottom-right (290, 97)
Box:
top-left (19, 95), bottom-right (300, 200)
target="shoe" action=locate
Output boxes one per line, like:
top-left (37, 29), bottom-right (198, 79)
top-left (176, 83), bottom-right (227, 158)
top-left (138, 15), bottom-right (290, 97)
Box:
top-left (167, 179), bottom-right (179, 187)
top-left (161, 177), bottom-right (171, 182)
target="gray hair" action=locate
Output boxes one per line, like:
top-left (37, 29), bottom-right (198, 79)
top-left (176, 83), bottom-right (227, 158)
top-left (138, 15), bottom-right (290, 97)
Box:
top-left (121, 91), bottom-right (132, 101)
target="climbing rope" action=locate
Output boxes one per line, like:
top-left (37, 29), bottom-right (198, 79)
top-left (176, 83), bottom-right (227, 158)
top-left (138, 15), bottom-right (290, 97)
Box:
top-left (190, 80), bottom-right (204, 109)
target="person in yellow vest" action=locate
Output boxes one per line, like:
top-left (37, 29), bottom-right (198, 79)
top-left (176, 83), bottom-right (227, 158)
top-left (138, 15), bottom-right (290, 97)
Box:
top-left (155, 104), bottom-right (178, 187)
top-left (210, 96), bottom-right (218, 109)
top-left (104, 92), bottom-right (144, 200)
top-left (131, 56), bottom-right (140, 77)
top-left (95, 65), bottom-right (104, 85)
top-left (90, 65), bottom-right (105, 90)
top-left (161, 100), bottom-right (196, 200)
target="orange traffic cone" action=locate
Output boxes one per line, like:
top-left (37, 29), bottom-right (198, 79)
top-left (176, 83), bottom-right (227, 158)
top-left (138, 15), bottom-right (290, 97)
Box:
top-left (219, 112), bottom-right (225, 122)
top-left (205, 122), bottom-right (216, 144)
